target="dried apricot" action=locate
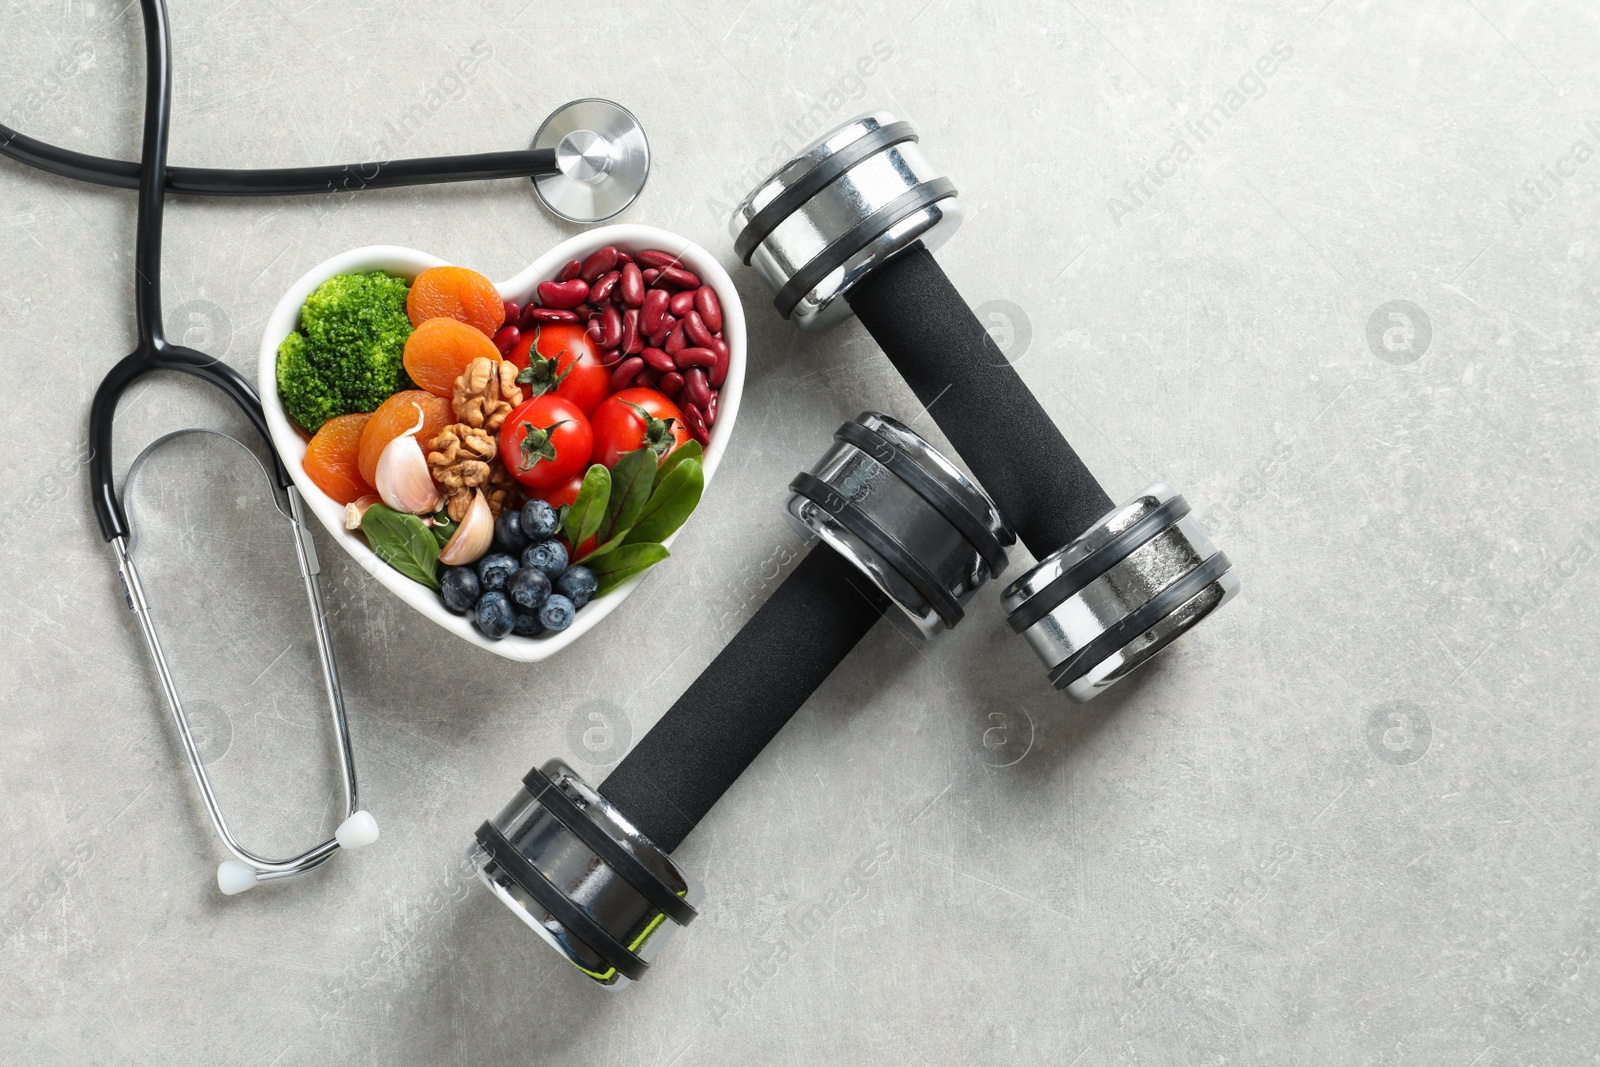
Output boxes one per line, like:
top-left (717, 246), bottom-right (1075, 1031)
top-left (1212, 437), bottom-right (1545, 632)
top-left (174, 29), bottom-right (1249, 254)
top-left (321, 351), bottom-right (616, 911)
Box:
top-left (303, 413), bottom-right (372, 505)
top-left (407, 266), bottom-right (505, 336)
top-left (403, 317), bottom-right (502, 397)
top-left (358, 390), bottom-right (453, 487)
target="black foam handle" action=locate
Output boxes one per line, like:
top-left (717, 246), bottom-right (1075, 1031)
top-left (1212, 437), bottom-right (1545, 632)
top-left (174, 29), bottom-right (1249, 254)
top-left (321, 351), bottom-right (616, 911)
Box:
top-left (846, 245), bottom-right (1115, 558)
top-left (598, 545), bottom-right (890, 852)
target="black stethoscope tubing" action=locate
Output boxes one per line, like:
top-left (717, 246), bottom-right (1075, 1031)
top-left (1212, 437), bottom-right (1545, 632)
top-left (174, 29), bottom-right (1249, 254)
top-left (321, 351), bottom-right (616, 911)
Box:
top-left (0, 119), bottom-right (558, 197)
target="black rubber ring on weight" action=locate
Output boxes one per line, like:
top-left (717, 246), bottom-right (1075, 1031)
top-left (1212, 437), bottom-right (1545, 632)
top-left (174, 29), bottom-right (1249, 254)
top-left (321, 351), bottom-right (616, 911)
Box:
top-left (1007, 495), bottom-right (1192, 635)
top-left (774, 177), bottom-right (957, 320)
top-left (522, 767), bottom-right (697, 928)
top-left (474, 821), bottom-right (649, 982)
top-left (833, 419), bottom-right (1010, 579)
top-left (790, 471), bottom-right (964, 628)
top-left (734, 120), bottom-right (919, 264)
top-left (1046, 552), bottom-right (1233, 691)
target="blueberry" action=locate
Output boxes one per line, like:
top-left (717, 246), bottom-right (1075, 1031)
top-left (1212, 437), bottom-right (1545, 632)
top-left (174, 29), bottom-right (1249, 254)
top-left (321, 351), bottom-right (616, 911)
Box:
top-left (520, 498), bottom-right (561, 540)
top-left (439, 566), bottom-right (481, 614)
top-left (473, 591), bottom-right (516, 639)
top-left (521, 539), bottom-right (569, 580)
top-left (512, 609), bottom-right (546, 637)
top-left (507, 566), bottom-right (552, 611)
top-left (538, 593), bottom-right (576, 632)
top-left (494, 508), bottom-right (530, 553)
top-left (555, 565), bottom-right (598, 609)
top-left (476, 552), bottom-right (518, 593)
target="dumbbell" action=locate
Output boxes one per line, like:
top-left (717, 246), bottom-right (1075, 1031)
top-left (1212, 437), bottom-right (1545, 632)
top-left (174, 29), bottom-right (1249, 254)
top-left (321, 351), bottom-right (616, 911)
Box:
top-left (729, 110), bottom-right (1239, 698)
top-left (472, 412), bottom-right (1014, 986)
top-left (468, 112), bottom-right (1237, 986)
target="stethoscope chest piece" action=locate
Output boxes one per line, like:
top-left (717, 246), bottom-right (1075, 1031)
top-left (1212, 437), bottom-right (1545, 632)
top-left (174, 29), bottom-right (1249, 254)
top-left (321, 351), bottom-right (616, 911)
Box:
top-left (788, 412), bottom-right (1013, 638)
top-left (530, 98), bottom-right (651, 224)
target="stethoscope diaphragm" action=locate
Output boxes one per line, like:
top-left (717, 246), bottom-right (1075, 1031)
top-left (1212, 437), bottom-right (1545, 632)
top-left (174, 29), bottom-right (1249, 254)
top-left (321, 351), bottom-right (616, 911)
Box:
top-left (529, 98), bottom-right (651, 224)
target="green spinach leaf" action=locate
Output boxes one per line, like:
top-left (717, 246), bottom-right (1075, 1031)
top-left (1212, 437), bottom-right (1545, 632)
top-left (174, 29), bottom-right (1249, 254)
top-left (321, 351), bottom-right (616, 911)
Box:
top-left (564, 464), bottom-right (611, 548)
top-left (624, 458), bottom-right (703, 546)
top-left (601, 447), bottom-right (656, 543)
top-left (588, 542), bottom-right (671, 595)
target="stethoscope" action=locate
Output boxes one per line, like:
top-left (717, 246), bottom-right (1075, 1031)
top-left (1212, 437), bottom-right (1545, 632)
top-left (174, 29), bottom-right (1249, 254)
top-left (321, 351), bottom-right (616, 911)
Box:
top-left (2, 0), bottom-right (651, 894)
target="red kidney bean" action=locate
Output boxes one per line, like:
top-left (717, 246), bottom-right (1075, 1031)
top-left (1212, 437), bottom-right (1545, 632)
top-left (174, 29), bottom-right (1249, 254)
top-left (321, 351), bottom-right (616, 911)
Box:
top-left (683, 367), bottom-right (711, 410)
top-left (636, 249), bottom-right (681, 271)
top-left (705, 389), bottom-right (718, 428)
top-left (538, 279), bottom-right (590, 309)
top-left (622, 309), bottom-right (642, 355)
top-left (579, 246), bottom-right (618, 282)
top-left (503, 300), bottom-right (521, 326)
top-left (640, 289), bottom-right (669, 334)
top-left (616, 251), bottom-right (633, 266)
top-left (608, 356), bottom-right (644, 392)
top-left (658, 370), bottom-right (684, 397)
top-left (527, 307), bottom-right (579, 324)
top-left (683, 310), bottom-right (714, 348)
top-left (682, 401), bottom-right (710, 445)
top-left (558, 259), bottom-right (583, 282)
top-left (641, 346), bottom-right (675, 372)
top-left (597, 346), bottom-right (624, 367)
top-left (664, 322), bottom-right (687, 355)
top-left (674, 346), bottom-right (716, 369)
top-left (600, 305), bottom-right (623, 349)
top-left (589, 270), bottom-right (621, 304)
top-left (619, 262), bottom-right (645, 307)
top-left (636, 366), bottom-right (661, 388)
top-left (709, 342), bottom-right (730, 387)
top-left (642, 267), bottom-right (660, 286)
top-left (694, 286), bottom-right (722, 333)
top-left (493, 325), bottom-right (521, 355)
top-left (668, 290), bottom-right (696, 318)
top-left (655, 266), bottom-right (701, 290)
top-left (586, 322), bottom-right (604, 348)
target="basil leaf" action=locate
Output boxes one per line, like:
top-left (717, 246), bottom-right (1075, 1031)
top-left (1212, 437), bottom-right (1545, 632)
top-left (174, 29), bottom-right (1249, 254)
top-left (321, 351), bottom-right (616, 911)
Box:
top-left (361, 504), bottom-right (441, 589)
top-left (656, 439), bottom-right (702, 484)
top-left (564, 464), bottom-right (611, 548)
top-left (602, 447), bottom-right (657, 543)
top-left (624, 458), bottom-right (703, 546)
top-left (588, 542), bottom-right (670, 595)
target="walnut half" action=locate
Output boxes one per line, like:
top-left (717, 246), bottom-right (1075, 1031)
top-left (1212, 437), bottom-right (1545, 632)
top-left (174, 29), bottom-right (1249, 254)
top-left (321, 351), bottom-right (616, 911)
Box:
top-left (453, 357), bottom-right (523, 432)
top-left (428, 422), bottom-right (498, 521)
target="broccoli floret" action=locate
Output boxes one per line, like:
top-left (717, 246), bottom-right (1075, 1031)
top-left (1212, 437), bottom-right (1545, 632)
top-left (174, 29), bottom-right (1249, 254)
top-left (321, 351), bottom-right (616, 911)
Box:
top-left (276, 271), bottom-right (415, 432)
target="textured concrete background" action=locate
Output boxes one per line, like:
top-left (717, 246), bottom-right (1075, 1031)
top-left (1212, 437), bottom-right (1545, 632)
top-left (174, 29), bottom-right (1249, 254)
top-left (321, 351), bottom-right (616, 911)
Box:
top-left (3, 0), bottom-right (1597, 1063)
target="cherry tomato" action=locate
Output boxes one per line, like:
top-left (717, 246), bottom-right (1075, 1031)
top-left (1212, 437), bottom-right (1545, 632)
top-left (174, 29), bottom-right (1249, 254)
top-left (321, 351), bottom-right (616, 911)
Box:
top-left (534, 473), bottom-right (586, 509)
top-left (589, 388), bottom-right (691, 469)
top-left (507, 323), bottom-right (612, 415)
top-left (499, 394), bottom-right (593, 490)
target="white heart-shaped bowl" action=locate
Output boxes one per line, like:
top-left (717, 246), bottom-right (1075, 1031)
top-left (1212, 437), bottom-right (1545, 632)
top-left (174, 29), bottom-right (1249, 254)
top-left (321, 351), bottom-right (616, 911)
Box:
top-left (259, 225), bottom-right (746, 662)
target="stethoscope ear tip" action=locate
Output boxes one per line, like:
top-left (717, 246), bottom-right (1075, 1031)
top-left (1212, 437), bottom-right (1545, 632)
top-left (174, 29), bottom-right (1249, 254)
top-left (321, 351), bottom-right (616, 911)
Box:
top-left (217, 860), bottom-right (259, 896)
top-left (335, 810), bottom-right (380, 850)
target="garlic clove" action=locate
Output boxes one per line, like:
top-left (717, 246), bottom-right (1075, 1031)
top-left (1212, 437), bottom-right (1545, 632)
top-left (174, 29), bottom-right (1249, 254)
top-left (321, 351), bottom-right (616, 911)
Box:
top-left (438, 489), bottom-right (494, 566)
top-left (344, 493), bottom-right (380, 531)
top-left (375, 405), bottom-right (442, 514)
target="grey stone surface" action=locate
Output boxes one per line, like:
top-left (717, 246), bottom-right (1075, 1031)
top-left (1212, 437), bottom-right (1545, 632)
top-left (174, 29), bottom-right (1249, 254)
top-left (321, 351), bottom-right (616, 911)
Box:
top-left (2, 0), bottom-right (1597, 1063)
